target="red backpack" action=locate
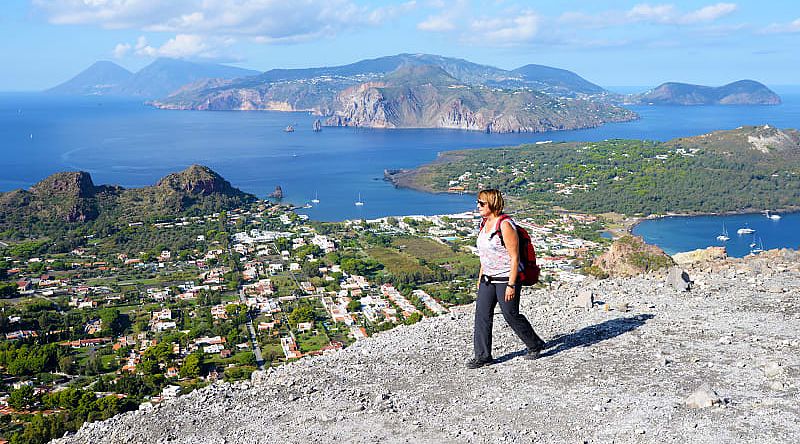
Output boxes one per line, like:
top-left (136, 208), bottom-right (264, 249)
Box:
top-left (480, 214), bottom-right (541, 286)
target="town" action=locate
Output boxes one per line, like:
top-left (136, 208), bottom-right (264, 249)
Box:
top-left (0, 201), bottom-right (607, 442)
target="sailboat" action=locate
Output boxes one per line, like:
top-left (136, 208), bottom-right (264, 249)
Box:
top-left (765, 210), bottom-right (781, 220)
top-left (354, 193), bottom-right (364, 206)
top-left (750, 236), bottom-right (765, 254)
top-left (313, 120), bottom-right (322, 132)
top-left (311, 191), bottom-right (320, 204)
top-left (716, 224), bottom-right (729, 242)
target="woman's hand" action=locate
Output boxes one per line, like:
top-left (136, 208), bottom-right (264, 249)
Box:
top-left (504, 285), bottom-right (516, 301)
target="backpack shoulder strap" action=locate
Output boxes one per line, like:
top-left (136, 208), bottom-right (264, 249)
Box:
top-left (490, 214), bottom-right (512, 245)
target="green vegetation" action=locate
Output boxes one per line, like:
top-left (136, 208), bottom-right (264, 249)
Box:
top-left (410, 132), bottom-right (800, 215)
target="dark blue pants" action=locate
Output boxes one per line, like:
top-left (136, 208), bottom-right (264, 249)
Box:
top-left (473, 280), bottom-right (543, 360)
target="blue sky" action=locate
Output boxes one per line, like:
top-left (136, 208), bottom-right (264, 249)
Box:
top-left (2, 0), bottom-right (799, 90)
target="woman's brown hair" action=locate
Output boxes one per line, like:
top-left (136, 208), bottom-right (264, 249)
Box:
top-left (478, 189), bottom-right (504, 215)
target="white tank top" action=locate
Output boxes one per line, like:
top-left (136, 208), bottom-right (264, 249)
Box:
top-left (477, 217), bottom-right (516, 277)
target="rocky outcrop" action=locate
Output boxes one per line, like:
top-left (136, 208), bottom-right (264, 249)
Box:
top-left (0, 166), bottom-right (256, 235)
top-left (54, 251), bottom-right (800, 443)
top-left (268, 186), bottom-right (283, 199)
top-left (593, 235), bottom-right (675, 277)
top-left (673, 246), bottom-right (728, 265)
top-left (156, 165), bottom-right (238, 196)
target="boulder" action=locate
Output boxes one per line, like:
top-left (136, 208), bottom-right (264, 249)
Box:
top-left (685, 385), bottom-right (722, 409)
top-left (574, 290), bottom-right (594, 309)
top-left (667, 267), bottom-right (691, 292)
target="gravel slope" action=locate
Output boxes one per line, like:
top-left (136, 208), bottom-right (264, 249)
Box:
top-left (54, 251), bottom-right (800, 443)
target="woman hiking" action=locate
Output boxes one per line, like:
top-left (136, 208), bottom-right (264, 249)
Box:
top-left (467, 188), bottom-right (545, 369)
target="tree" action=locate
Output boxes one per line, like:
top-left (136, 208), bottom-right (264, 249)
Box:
top-left (404, 312), bottom-right (423, 325)
top-left (58, 356), bottom-right (74, 374)
top-left (288, 305), bottom-right (314, 326)
top-left (347, 299), bottom-right (361, 312)
top-left (10, 413), bottom-right (65, 444)
top-left (180, 352), bottom-right (203, 378)
top-left (8, 385), bottom-right (37, 410)
top-left (0, 282), bottom-right (18, 297)
top-left (236, 352), bottom-right (256, 367)
top-left (99, 308), bottom-right (123, 335)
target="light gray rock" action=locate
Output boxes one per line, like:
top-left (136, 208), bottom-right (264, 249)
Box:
top-left (667, 267), bottom-right (691, 292)
top-left (763, 362), bottom-right (783, 378)
top-left (574, 290), bottom-right (594, 309)
top-left (685, 385), bottom-right (722, 409)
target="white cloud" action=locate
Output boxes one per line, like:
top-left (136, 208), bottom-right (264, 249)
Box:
top-left (418, 14), bottom-right (456, 32)
top-left (559, 2), bottom-right (738, 27)
top-left (679, 3), bottom-right (737, 24)
top-left (626, 3), bottom-right (677, 24)
top-left (125, 34), bottom-right (235, 60)
top-left (112, 42), bottom-right (130, 58)
top-left (469, 11), bottom-right (539, 44)
top-left (33, 0), bottom-right (415, 41)
top-left (761, 18), bottom-right (800, 34)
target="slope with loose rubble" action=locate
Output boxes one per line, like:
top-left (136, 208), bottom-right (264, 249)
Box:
top-left (55, 250), bottom-right (800, 443)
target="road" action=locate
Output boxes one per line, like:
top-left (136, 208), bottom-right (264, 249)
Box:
top-left (238, 288), bottom-right (265, 370)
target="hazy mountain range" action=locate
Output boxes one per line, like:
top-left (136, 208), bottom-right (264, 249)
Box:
top-left (48, 54), bottom-right (781, 133)
top-left (48, 58), bottom-right (260, 98)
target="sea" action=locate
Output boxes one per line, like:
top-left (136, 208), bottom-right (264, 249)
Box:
top-left (2, 88), bottom-right (800, 256)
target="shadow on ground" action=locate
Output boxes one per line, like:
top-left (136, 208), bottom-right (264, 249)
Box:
top-left (494, 314), bottom-right (655, 364)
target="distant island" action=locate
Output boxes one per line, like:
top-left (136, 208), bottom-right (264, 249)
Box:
top-left (49, 54), bottom-right (781, 133)
top-left (387, 125), bottom-right (800, 215)
top-left (47, 58), bottom-right (260, 98)
top-left (625, 80), bottom-right (781, 105)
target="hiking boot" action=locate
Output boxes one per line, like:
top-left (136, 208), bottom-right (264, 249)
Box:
top-left (524, 348), bottom-right (541, 360)
top-left (465, 357), bottom-right (493, 369)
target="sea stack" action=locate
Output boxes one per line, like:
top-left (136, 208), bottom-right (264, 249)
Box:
top-left (268, 186), bottom-right (284, 199)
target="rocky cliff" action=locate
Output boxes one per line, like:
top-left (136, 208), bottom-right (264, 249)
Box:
top-left (54, 250), bottom-right (800, 443)
top-left (325, 65), bottom-right (635, 133)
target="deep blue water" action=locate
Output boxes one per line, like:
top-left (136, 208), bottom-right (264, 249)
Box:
top-left (1, 91), bottom-right (799, 226)
top-left (632, 212), bottom-right (800, 257)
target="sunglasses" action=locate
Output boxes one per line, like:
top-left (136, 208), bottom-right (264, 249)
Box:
top-left (476, 200), bottom-right (487, 207)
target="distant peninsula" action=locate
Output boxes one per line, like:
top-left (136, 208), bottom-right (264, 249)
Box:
top-left (387, 125), bottom-right (800, 215)
top-left (626, 80), bottom-right (781, 105)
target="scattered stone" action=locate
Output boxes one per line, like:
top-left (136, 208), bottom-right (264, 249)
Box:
top-left (763, 362), bottom-right (783, 378)
top-left (667, 267), bottom-right (691, 292)
top-left (685, 385), bottom-right (722, 409)
top-left (574, 290), bottom-right (594, 309)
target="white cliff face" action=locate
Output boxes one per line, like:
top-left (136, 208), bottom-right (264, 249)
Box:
top-left (55, 250), bottom-right (800, 444)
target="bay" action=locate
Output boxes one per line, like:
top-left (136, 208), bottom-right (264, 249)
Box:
top-left (1, 90), bottom-right (799, 222)
top-left (632, 212), bottom-right (800, 258)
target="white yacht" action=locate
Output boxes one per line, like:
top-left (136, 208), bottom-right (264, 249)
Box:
top-left (765, 210), bottom-right (781, 220)
top-left (737, 226), bottom-right (755, 235)
top-left (716, 224), bottom-right (729, 242)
